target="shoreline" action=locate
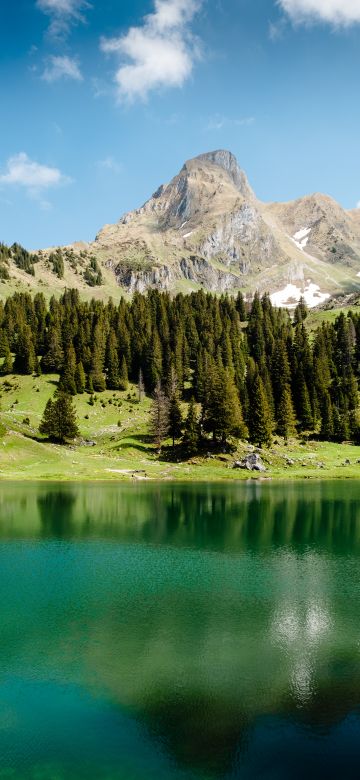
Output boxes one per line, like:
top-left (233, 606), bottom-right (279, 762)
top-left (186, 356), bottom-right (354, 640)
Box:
top-left (0, 469), bottom-right (359, 483)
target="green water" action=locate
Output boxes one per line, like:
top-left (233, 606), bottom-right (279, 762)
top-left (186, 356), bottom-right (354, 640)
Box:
top-left (0, 481), bottom-right (360, 779)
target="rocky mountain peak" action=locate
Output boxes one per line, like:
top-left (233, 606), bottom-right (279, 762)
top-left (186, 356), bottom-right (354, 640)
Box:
top-left (191, 150), bottom-right (254, 200)
top-left (134, 149), bottom-right (255, 231)
top-left (85, 150), bottom-right (360, 303)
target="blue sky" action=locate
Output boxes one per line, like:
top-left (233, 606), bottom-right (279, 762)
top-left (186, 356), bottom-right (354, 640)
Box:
top-left (1, 0), bottom-right (360, 249)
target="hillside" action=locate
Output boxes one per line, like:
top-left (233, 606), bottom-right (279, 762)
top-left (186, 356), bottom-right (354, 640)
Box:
top-left (1, 374), bottom-right (360, 481)
top-left (1, 150), bottom-right (360, 306)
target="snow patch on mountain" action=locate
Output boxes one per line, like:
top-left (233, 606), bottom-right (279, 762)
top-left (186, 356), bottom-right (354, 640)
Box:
top-left (292, 227), bottom-right (311, 251)
top-left (270, 283), bottom-right (330, 309)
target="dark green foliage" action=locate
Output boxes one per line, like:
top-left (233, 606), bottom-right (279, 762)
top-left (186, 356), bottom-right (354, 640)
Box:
top-left (248, 374), bottom-right (273, 448)
top-left (106, 330), bottom-right (120, 389)
top-left (83, 256), bottom-right (103, 287)
top-left (1, 286), bottom-right (360, 452)
top-left (150, 380), bottom-right (170, 450)
top-left (39, 392), bottom-right (79, 443)
top-left (277, 385), bottom-right (297, 441)
top-left (119, 356), bottom-right (128, 391)
top-left (41, 327), bottom-right (64, 373)
top-left (1, 345), bottom-right (13, 375)
top-left (11, 243), bottom-right (38, 276)
top-left (90, 347), bottom-right (106, 392)
top-left (75, 362), bottom-right (86, 394)
top-left (13, 326), bottom-right (36, 375)
top-left (183, 397), bottom-right (200, 454)
top-left (58, 344), bottom-right (77, 395)
top-left (202, 362), bottom-right (248, 444)
top-left (293, 296), bottom-right (308, 324)
top-left (167, 368), bottom-right (183, 447)
top-left (49, 249), bottom-right (65, 279)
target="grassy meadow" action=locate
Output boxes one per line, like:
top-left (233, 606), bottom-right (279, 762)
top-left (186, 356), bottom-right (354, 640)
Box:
top-left (0, 373), bottom-right (360, 481)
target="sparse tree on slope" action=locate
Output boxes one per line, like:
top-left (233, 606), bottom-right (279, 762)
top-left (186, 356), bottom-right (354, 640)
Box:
top-left (40, 393), bottom-right (79, 444)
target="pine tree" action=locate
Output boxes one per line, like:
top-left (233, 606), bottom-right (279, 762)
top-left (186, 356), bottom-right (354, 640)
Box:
top-left (90, 346), bottom-right (105, 392)
top-left (203, 365), bottom-right (248, 444)
top-left (75, 362), bottom-right (86, 394)
top-left (295, 369), bottom-right (313, 431)
top-left (14, 325), bottom-right (36, 375)
top-left (58, 344), bottom-right (77, 395)
top-left (333, 408), bottom-right (349, 442)
top-left (320, 391), bottom-right (334, 439)
top-left (277, 385), bottom-right (297, 441)
top-left (183, 397), bottom-right (200, 454)
top-left (248, 374), bottom-right (273, 448)
top-left (106, 330), bottom-right (120, 390)
top-left (41, 326), bottom-right (64, 373)
top-left (1, 344), bottom-right (13, 375)
top-left (0, 330), bottom-right (10, 358)
top-left (119, 356), bottom-right (128, 391)
top-left (271, 339), bottom-right (291, 412)
top-left (86, 374), bottom-right (94, 394)
top-left (150, 380), bottom-right (169, 451)
top-left (236, 292), bottom-right (246, 322)
top-left (40, 393), bottom-right (79, 444)
top-left (138, 369), bottom-right (145, 402)
top-left (293, 296), bottom-right (308, 324)
top-left (167, 367), bottom-right (183, 448)
top-left (146, 329), bottom-right (163, 391)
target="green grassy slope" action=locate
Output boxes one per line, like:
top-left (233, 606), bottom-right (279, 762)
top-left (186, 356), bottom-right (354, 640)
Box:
top-left (0, 374), bottom-right (360, 481)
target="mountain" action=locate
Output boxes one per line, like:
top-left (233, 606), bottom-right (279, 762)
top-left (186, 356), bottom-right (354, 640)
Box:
top-left (2, 150), bottom-right (360, 307)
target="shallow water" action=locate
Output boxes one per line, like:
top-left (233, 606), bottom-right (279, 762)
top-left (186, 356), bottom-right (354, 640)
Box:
top-left (0, 481), bottom-right (360, 778)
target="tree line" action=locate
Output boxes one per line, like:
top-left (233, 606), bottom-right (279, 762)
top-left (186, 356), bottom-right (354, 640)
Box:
top-left (0, 288), bottom-right (359, 449)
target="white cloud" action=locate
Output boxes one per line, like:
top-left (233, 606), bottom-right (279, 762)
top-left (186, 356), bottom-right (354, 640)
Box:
top-left (100, 0), bottom-right (202, 102)
top-left (37, 0), bottom-right (91, 37)
top-left (357, 200), bottom-right (360, 209)
top-left (277, 0), bottom-right (360, 26)
top-left (42, 55), bottom-right (83, 82)
top-left (206, 115), bottom-right (255, 131)
top-left (0, 153), bottom-right (72, 201)
top-left (96, 156), bottom-right (122, 174)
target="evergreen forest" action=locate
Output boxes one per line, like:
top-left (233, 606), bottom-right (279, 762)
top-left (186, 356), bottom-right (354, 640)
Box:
top-left (0, 288), bottom-right (359, 451)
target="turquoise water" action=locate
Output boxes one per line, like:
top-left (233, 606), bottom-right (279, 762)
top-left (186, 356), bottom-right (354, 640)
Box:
top-left (0, 481), bottom-right (360, 778)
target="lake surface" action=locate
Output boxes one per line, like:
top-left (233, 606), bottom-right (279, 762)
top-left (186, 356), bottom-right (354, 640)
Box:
top-left (0, 481), bottom-right (360, 779)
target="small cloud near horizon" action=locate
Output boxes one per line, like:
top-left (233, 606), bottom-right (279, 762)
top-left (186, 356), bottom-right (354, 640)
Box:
top-left (0, 152), bottom-right (72, 207)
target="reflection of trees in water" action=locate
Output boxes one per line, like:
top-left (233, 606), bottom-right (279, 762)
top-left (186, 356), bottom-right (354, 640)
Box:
top-left (0, 481), bottom-right (360, 551)
top-left (127, 483), bottom-right (360, 555)
top-left (37, 489), bottom-right (76, 538)
top-left (2, 481), bottom-right (360, 775)
top-left (28, 481), bottom-right (360, 551)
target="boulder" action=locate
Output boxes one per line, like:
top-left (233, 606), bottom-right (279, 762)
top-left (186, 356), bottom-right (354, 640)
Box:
top-left (233, 453), bottom-right (267, 472)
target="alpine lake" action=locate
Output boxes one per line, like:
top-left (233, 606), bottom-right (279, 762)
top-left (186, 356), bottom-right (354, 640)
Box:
top-left (1, 480), bottom-right (360, 779)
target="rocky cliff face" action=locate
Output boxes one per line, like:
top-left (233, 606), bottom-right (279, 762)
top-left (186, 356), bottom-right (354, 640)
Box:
top-left (30, 150), bottom-right (360, 307)
top-left (93, 150), bottom-right (292, 294)
top-left (266, 194), bottom-right (360, 268)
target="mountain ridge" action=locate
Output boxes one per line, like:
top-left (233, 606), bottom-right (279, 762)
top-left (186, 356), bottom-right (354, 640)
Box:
top-left (2, 150), bottom-right (360, 307)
